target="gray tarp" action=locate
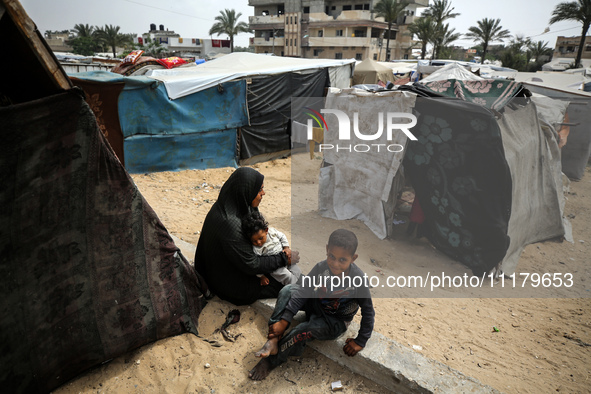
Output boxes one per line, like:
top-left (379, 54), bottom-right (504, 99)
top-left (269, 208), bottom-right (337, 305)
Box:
top-left (318, 88), bottom-right (416, 239)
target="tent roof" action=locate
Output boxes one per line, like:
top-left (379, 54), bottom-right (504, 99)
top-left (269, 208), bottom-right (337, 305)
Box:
top-left (420, 62), bottom-right (483, 82)
top-left (355, 58), bottom-right (393, 73)
top-left (146, 52), bottom-right (355, 99)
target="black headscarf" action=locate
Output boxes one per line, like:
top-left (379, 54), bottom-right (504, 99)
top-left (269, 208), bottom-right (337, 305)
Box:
top-left (194, 167), bottom-right (286, 305)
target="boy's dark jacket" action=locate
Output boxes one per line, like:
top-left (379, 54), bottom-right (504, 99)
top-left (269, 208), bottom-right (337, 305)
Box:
top-left (281, 260), bottom-right (375, 347)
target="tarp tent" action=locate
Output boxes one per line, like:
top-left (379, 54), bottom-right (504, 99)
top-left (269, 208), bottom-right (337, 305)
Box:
top-left (0, 1), bottom-right (205, 391)
top-left (317, 79), bottom-right (568, 276)
top-left (352, 58), bottom-right (395, 86)
top-left (145, 53), bottom-right (355, 163)
top-left (70, 71), bottom-right (249, 173)
top-left (146, 52), bottom-right (355, 99)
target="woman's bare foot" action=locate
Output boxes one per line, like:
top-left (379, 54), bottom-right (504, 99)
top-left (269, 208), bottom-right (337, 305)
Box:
top-left (249, 358), bottom-right (275, 380)
top-left (254, 337), bottom-right (278, 358)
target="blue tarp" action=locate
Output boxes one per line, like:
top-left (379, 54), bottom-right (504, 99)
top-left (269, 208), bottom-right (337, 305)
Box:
top-left (124, 130), bottom-right (238, 173)
top-left (69, 71), bottom-right (249, 172)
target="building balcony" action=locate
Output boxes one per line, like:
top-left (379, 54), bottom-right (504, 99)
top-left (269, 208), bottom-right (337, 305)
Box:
top-left (308, 10), bottom-right (385, 24)
top-left (249, 14), bottom-right (285, 25)
top-left (304, 36), bottom-right (377, 48)
top-left (253, 37), bottom-right (285, 47)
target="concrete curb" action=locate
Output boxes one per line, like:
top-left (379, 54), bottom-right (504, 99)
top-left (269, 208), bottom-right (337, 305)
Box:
top-left (171, 235), bottom-right (500, 393)
top-left (253, 299), bottom-right (500, 394)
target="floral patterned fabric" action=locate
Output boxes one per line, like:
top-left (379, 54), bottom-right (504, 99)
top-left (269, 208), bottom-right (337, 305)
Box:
top-left (0, 89), bottom-right (205, 393)
top-left (405, 97), bottom-right (512, 275)
top-left (422, 79), bottom-right (523, 111)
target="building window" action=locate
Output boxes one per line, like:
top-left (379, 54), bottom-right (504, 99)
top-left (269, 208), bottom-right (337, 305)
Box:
top-left (354, 29), bottom-right (366, 37)
top-left (303, 6), bottom-right (310, 13)
top-left (294, 16), bottom-right (297, 24)
top-left (354, 4), bottom-right (363, 10)
top-left (343, 5), bottom-right (352, 10)
top-left (586, 45), bottom-right (591, 51)
top-left (364, 3), bottom-right (370, 10)
top-left (318, 30), bottom-right (323, 37)
top-left (336, 30), bottom-right (343, 37)
top-left (295, 39), bottom-right (297, 47)
top-left (373, 53), bottom-right (377, 60)
top-left (314, 49), bottom-right (321, 56)
top-left (335, 53), bottom-right (343, 59)
top-left (356, 53), bottom-right (362, 60)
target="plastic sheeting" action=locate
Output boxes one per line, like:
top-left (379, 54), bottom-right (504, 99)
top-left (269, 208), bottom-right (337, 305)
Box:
top-left (420, 62), bottom-right (483, 83)
top-left (240, 69), bottom-right (328, 160)
top-left (124, 129), bottom-right (238, 173)
top-left (117, 79), bottom-right (248, 137)
top-left (318, 88), bottom-right (417, 239)
top-left (498, 98), bottom-right (567, 274)
top-left (146, 52), bottom-right (355, 99)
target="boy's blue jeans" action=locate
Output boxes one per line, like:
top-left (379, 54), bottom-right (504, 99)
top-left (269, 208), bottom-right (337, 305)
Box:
top-left (267, 284), bottom-right (347, 367)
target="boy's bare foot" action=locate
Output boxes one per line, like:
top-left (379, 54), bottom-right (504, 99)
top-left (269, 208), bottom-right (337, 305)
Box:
top-left (249, 358), bottom-right (275, 381)
top-left (254, 337), bottom-right (278, 358)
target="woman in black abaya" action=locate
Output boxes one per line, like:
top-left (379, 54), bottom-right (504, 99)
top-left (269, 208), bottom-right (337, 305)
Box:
top-left (195, 167), bottom-right (295, 305)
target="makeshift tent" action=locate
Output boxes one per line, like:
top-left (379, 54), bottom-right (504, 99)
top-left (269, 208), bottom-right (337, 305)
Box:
top-left (0, 1), bottom-right (206, 391)
top-left (352, 58), bottom-right (395, 86)
top-left (70, 71), bottom-right (249, 173)
top-left (146, 52), bottom-right (355, 99)
top-left (317, 80), bottom-right (568, 276)
top-left (316, 88), bottom-right (417, 239)
top-left (145, 53), bottom-right (355, 163)
top-left (511, 77), bottom-right (591, 181)
top-left (402, 80), bottom-right (567, 275)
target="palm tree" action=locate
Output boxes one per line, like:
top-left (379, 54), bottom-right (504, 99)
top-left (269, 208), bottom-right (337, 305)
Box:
top-left (465, 18), bottom-right (511, 62)
top-left (528, 40), bottom-right (553, 63)
top-left (209, 9), bottom-right (250, 52)
top-left (421, 0), bottom-right (459, 25)
top-left (72, 23), bottom-right (95, 38)
top-left (407, 16), bottom-right (435, 59)
top-left (431, 23), bottom-right (461, 59)
top-left (374, 0), bottom-right (409, 61)
top-left (550, 0), bottom-right (591, 68)
top-left (95, 24), bottom-right (132, 58)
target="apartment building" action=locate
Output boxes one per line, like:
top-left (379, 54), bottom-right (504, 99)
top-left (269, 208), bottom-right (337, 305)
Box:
top-left (553, 35), bottom-right (591, 61)
top-left (249, 0), bottom-right (429, 60)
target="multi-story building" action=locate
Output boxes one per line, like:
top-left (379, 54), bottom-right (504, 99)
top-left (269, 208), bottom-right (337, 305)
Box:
top-left (553, 35), bottom-right (591, 62)
top-left (249, 0), bottom-right (429, 60)
top-left (139, 24), bottom-right (231, 59)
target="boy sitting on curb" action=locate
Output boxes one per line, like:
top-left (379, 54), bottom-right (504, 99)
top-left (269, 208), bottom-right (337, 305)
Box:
top-left (249, 229), bottom-right (375, 380)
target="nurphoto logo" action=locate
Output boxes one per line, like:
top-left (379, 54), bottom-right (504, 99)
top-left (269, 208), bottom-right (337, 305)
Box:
top-left (305, 108), bottom-right (418, 153)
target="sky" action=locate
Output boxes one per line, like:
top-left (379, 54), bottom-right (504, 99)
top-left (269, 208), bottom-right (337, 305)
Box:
top-left (19, 0), bottom-right (586, 51)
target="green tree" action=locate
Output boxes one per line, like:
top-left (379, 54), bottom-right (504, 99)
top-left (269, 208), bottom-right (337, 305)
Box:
top-left (72, 23), bottom-right (95, 38)
top-left (528, 40), bottom-right (553, 63)
top-left (407, 16), bottom-right (435, 59)
top-left (95, 24), bottom-right (132, 57)
top-left (421, 0), bottom-right (459, 25)
top-left (141, 37), bottom-right (165, 58)
top-left (68, 36), bottom-right (97, 56)
top-left (209, 9), bottom-right (251, 52)
top-left (374, 0), bottom-right (409, 61)
top-left (432, 23), bottom-right (461, 59)
top-left (464, 18), bottom-right (511, 62)
top-left (421, 0), bottom-right (460, 59)
top-left (550, 0), bottom-right (591, 68)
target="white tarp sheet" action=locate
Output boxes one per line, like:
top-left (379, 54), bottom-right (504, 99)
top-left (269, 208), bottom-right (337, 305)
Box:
top-left (146, 52), bottom-right (355, 99)
top-left (318, 88), bottom-right (417, 239)
top-left (420, 62), bottom-right (484, 82)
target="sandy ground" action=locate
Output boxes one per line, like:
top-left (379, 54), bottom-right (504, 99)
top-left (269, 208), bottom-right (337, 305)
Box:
top-left (55, 154), bottom-right (591, 394)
